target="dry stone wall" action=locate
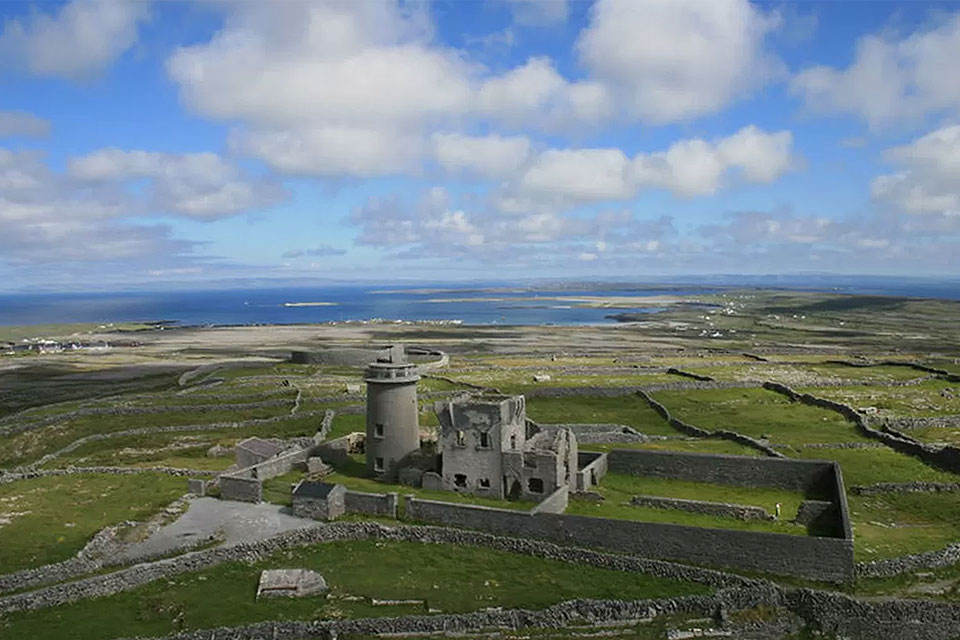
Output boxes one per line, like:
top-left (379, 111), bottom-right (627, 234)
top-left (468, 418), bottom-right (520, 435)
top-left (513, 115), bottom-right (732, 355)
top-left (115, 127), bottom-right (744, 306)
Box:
top-left (636, 390), bottom-right (784, 458)
top-left (344, 490), bottom-right (397, 518)
top-left (857, 542), bottom-right (960, 579)
top-left (0, 521), bottom-right (754, 616)
top-left (404, 497), bottom-right (854, 583)
top-left (606, 449), bottom-right (837, 496)
top-left (18, 408), bottom-right (331, 472)
top-left (762, 381), bottom-right (960, 475)
top-left (629, 495), bottom-right (773, 521)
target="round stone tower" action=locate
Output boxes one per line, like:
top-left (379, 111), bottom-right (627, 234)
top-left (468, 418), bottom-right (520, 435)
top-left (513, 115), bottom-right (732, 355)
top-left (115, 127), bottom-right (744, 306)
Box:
top-left (364, 354), bottom-right (420, 480)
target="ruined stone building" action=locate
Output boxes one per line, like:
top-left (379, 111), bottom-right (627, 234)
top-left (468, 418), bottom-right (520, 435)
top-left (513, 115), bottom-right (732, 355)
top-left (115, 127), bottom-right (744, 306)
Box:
top-left (364, 346), bottom-right (421, 480)
top-left (433, 394), bottom-right (578, 501)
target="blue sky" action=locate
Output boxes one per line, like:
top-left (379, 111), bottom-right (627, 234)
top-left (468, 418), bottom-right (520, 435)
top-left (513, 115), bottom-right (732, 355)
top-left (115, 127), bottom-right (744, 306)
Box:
top-left (1, 0), bottom-right (959, 291)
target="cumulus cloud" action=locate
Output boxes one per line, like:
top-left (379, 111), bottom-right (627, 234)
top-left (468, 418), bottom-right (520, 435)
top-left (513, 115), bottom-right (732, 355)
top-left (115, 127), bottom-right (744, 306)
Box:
top-left (0, 149), bottom-right (188, 265)
top-left (0, 110), bottom-right (51, 137)
top-left (0, 0), bottom-right (149, 79)
top-left (519, 148), bottom-right (633, 201)
top-left (577, 0), bottom-right (783, 123)
top-left (432, 133), bottom-right (531, 179)
top-left (348, 185), bottom-right (639, 263)
top-left (871, 125), bottom-right (960, 218)
top-left (514, 126), bottom-right (795, 204)
top-left (165, 1), bottom-right (787, 179)
top-left (232, 126), bottom-right (425, 178)
top-left (791, 14), bottom-right (960, 126)
top-left (68, 149), bottom-right (288, 219)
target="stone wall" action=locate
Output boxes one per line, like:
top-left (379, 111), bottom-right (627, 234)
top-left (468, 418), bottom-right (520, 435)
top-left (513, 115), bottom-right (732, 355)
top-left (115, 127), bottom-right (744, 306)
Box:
top-left (343, 489), bottom-right (397, 518)
top-left (857, 542), bottom-right (960, 579)
top-left (291, 348), bottom-right (390, 367)
top-left (0, 465), bottom-right (216, 486)
top-left (20, 408), bottom-right (331, 472)
top-left (763, 381), bottom-right (960, 475)
top-left (629, 495), bottom-right (773, 521)
top-left (404, 497), bottom-right (854, 583)
top-left (850, 481), bottom-right (960, 496)
top-left (666, 368), bottom-right (715, 382)
top-left (606, 449), bottom-right (837, 497)
top-left (529, 486), bottom-right (569, 514)
top-left (114, 583), bottom-right (960, 640)
top-left (292, 487), bottom-right (346, 521)
top-left (218, 475), bottom-right (262, 503)
top-left (575, 451), bottom-right (609, 492)
top-left (0, 521), bottom-right (756, 616)
top-left (636, 390), bottom-right (784, 458)
top-left (315, 432), bottom-right (364, 465)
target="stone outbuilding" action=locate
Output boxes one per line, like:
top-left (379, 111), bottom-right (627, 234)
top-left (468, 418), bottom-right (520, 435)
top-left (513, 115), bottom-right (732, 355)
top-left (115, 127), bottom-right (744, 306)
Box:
top-left (291, 480), bottom-right (346, 521)
top-left (235, 437), bottom-right (287, 469)
top-left (433, 394), bottom-right (578, 501)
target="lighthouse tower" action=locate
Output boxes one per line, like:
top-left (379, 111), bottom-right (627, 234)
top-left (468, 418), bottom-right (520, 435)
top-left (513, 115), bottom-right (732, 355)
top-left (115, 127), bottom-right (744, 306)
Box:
top-left (364, 346), bottom-right (420, 480)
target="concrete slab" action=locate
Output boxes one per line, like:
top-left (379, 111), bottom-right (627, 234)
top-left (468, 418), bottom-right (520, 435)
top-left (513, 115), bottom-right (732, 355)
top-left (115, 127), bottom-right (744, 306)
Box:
top-left (118, 497), bottom-right (319, 562)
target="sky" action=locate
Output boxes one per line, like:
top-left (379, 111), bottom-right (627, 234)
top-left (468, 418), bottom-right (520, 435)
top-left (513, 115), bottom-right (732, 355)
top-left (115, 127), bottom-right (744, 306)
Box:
top-left (1, 0), bottom-right (959, 292)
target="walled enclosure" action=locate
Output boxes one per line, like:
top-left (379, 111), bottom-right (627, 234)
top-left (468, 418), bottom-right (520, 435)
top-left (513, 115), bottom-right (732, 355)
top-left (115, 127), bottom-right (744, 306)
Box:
top-left (405, 449), bottom-right (854, 583)
top-left (219, 448), bottom-right (310, 503)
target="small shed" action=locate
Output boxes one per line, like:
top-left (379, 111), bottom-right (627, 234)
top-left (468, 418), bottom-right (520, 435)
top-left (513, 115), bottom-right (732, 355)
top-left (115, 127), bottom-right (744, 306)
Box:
top-left (292, 481), bottom-right (346, 521)
top-left (235, 437), bottom-right (286, 469)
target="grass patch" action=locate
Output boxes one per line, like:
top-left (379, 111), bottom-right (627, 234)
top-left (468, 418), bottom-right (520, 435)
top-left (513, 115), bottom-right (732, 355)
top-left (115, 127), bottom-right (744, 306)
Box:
top-left (653, 388), bottom-right (869, 447)
top-left (580, 438), bottom-right (764, 456)
top-left (798, 380), bottom-right (960, 417)
top-left (0, 473), bottom-right (185, 573)
top-left (526, 395), bottom-right (676, 436)
top-left (0, 539), bottom-right (711, 639)
top-left (792, 446), bottom-right (959, 486)
top-left (565, 472), bottom-right (808, 536)
top-left (849, 491), bottom-right (960, 561)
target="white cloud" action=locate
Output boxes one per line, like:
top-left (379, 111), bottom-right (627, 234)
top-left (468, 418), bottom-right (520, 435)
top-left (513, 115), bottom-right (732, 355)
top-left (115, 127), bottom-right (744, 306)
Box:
top-left (577, 0), bottom-right (782, 123)
top-left (791, 14), bottom-right (960, 126)
top-left (0, 0), bottom-right (148, 79)
top-left (233, 126), bottom-right (425, 177)
top-left (168, 1), bottom-right (786, 179)
top-left (68, 149), bottom-right (288, 219)
top-left (514, 126), bottom-right (795, 203)
top-left (0, 111), bottom-right (51, 137)
top-left (519, 148), bottom-right (632, 201)
top-left (871, 125), bottom-right (960, 217)
top-left (0, 149), bottom-right (187, 265)
top-left (432, 133), bottom-right (531, 179)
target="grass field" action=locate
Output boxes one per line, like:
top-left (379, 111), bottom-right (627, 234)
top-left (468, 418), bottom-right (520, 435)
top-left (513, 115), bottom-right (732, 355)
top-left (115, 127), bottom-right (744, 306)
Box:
top-left (849, 492), bottom-right (960, 561)
top-left (565, 472), bottom-right (808, 536)
top-left (0, 473), bottom-right (186, 573)
top-left (652, 388), bottom-right (868, 447)
top-left (0, 539), bottom-right (711, 639)
top-left (798, 380), bottom-right (960, 417)
top-left (526, 395), bottom-right (677, 436)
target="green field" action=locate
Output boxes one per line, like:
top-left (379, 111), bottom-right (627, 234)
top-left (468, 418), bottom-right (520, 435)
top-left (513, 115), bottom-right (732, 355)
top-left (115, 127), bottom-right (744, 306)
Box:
top-left (652, 388), bottom-right (868, 447)
top-left (526, 395), bottom-right (677, 436)
top-left (565, 472), bottom-right (808, 536)
top-left (0, 473), bottom-right (186, 573)
top-left (0, 540), bottom-right (711, 639)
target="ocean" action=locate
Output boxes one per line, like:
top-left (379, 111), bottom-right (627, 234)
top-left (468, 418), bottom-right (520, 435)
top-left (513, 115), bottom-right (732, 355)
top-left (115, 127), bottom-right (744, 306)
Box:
top-left (1, 277), bottom-right (957, 327)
